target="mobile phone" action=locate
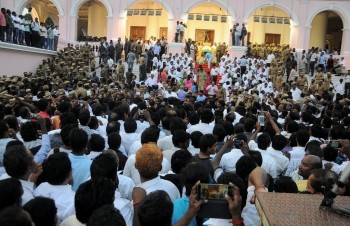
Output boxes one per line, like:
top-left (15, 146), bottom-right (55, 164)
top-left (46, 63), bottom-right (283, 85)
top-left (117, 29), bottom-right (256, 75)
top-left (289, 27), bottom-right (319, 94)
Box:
top-left (234, 140), bottom-right (242, 149)
top-left (197, 183), bottom-right (233, 201)
top-left (258, 112), bottom-right (265, 126)
top-left (331, 140), bottom-right (341, 148)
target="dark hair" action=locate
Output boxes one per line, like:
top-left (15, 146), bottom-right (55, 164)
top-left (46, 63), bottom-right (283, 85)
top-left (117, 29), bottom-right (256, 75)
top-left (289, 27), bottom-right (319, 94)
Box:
top-left (69, 128), bottom-right (88, 153)
top-left (106, 121), bottom-right (121, 135)
top-left (213, 124), bottom-right (226, 142)
top-left (0, 120), bottom-right (9, 138)
top-left (257, 133), bottom-right (271, 150)
top-left (75, 179), bottom-right (116, 223)
top-left (20, 121), bottom-right (38, 142)
top-left (310, 124), bottom-right (324, 138)
top-left (200, 109), bottom-right (214, 123)
top-left (0, 178), bottom-right (23, 211)
top-left (287, 120), bottom-right (299, 133)
top-left (79, 109), bottom-right (91, 126)
top-left (244, 118), bottom-right (255, 132)
top-left (40, 152), bottom-right (71, 185)
top-left (3, 144), bottom-right (33, 178)
top-left (296, 129), bottom-right (310, 146)
top-left (57, 101), bottom-right (70, 113)
top-left (305, 140), bottom-right (323, 158)
top-left (217, 172), bottom-right (247, 209)
top-left (0, 206), bottom-right (33, 226)
top-left (92, 103), bottom-right (104, 116)
top-left (23, 197), bottom-right (57, 226)
top-left (222, 121), bottom-right (234, 136)
top-left (90, 154), bottom-right (118, 187)
top-left (274, 177), bottom-right (298, 193)
top-left (138, 190), bottom-right (173, 226)
top-left (141, 127), bottom-right (160, 144)
top-left (199, 134), bottom-right (217, 152)
top-left (60, 124), bottom-right (78, 146)
top-left (60, 112), bottom-right (78, 127)
top-left (87, 205), bottom-right (126, 226)
top-left (108, 132), bottom-right (121, 150)
top-left (89, 134), bottom-right (105, 152)
top-left (169, 117), bottom-right (187, 134)
top-left (309, 169), bottom-right (339, 195)
top-left (236, 156), bottom-right (257, 180)
top-left (171, 150), bottom-right (192, 174)
top-left (190, 131), bottom-right (203, 148)
top-left (124, 118), bottom-right (137, 133)
top-left (88, 116), bottom-right (99, 130)
top-left (37, 99), bottom-right (49, 111)
top-left (323, 145), bottom-right (338, 162)
top-left (172, 130), bottom-right (190, 147)
top-left (248, 150), bottom-right (262, 166)
top-left (272, 135), bottom-right (287, 151)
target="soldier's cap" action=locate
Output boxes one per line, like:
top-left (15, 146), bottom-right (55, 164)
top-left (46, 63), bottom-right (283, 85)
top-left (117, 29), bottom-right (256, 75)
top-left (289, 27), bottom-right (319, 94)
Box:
top-left (77, 81), bottom-right (83, 85)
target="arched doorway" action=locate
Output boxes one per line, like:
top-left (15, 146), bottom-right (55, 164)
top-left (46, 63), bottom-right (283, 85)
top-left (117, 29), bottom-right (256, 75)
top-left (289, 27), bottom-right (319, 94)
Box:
top-left (77, 0), bottom-right (108, 41)
top-left (184, 2), bottom-right (231, 46)
top-left (21, 0), bottom-right (59, 25)
top-left (126, 1), bottom-right (169, 42)
top-left (246, 6), bottom-right (291, 46)
top-left (309, 11), bottom-right (343, 52)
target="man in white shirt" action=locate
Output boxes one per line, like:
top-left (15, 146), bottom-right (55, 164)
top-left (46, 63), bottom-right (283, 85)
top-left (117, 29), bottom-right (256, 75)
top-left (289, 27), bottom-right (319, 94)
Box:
top-left (145, 73), bottom-right (157, 87)
top-left (219, 134), bottom-right (246, 172)
top-left (165, 86), bottom-right (178, 99)
top-left (119, 118), bottom-right (141, 155)
top-left (291, 83), bottom-right (302, 100)
top-left (135, 143), bottom-right (180, 201)
top-left (206, 81), bottom-right (218, 97)
top-left (163, 130), bottom-right (190, 163)
top-left (53, 25), bottom-right (60, 51)
top-left (266, 135), bottom-right (289, 177)
top-left (187, 109), bottom-right (215, 135)
top-left (39, 22), bottom-right (47, 49)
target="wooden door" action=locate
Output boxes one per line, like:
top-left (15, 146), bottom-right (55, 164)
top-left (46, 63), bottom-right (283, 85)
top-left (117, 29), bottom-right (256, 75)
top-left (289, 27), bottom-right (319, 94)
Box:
top-left (195, 29), bottom-right (215, 46)
top-left (130, 26), bottom-right (146, 41)
top-left (159, 27), bottom-right (168, 39)
top-left (265, 34), bottom-right (281, 45)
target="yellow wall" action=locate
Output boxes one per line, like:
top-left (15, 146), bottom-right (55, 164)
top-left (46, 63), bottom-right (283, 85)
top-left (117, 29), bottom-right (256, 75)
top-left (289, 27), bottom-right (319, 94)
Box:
top-left (126, 2), bottom-right (168, 39)
top-left (186, 4), bottom-right (229, 44)
top-left (309, 12), bottom-right (328, 49)
top-left (88, 2), bottom-right (107, 37)
top-left (247, 7), bottom-right (290, 45)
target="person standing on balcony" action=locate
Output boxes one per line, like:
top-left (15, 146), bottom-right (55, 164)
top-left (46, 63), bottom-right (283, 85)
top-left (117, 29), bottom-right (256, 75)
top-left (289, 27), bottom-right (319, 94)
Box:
top-left (53, 25), bottom-right (60, 51)
top-left (31, 17), bottom-right (40, 47)
top-left (0, 8), bottom-right (6, 42)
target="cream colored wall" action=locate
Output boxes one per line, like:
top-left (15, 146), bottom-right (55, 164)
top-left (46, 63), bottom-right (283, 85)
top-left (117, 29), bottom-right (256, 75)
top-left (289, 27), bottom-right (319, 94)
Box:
top-left (309, 12), bottom-right (328, 49)
top-left (186, 5), bottom-right (230, 44)
top-left (126, 2), bottom-right (168, 39)
top-left (247, 7), bottom-right (290, 45)
top-left (88, 2), bottom-right (107, 37)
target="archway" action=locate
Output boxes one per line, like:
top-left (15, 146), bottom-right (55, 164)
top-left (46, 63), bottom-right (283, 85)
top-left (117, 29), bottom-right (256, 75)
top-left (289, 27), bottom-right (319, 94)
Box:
top-left (77, 0), bottom-right (108, 41)
top-left (183, 2), bottom-right (231, 45)
top-left (126, 0), bottom-right (169, 42)
top-left (20, 0), bottom-right (60, 25)
top-left (246, 6), bottom-right (291, 46)
top-left (309, 11), bottom-right (343, 52)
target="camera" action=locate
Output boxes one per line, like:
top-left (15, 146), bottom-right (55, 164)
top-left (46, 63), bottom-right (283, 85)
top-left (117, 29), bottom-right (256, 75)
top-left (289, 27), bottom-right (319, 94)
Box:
top-left (197, 183), bottom-right (233, 201)
top-left (234, 140), bottom-right (242, 149)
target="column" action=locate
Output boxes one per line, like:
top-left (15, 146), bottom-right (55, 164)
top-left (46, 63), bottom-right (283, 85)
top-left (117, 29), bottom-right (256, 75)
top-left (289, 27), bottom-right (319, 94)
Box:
top-left (167, 19), bottom-right (175, 42)
top-left (341, 28), bottom-right (350, 56)
top-left (309, 12), bottom-right (328, 49)
top-left (107, 16), bottom-right (119, 41)
top-left (303, 26), bottom-right (312, 51)
top-left (116, 16), bottom-right (127, 40)
top-left (289, 24), bottom-right (300, 50)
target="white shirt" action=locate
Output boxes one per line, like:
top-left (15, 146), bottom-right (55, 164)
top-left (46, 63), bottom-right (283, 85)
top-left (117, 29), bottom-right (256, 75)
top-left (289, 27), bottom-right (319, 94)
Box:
top-left (145, 77), bottom-right (157, 87)
top-left (289, 146), bottom-right (305, 160)
top-left (53, 28), bottom-right (60, 36)
top-left (165, 91), bottom-right (178, 98)
top-left (118, 174), bottom-right (136, 201)
top-left (34, 182), bottom-right (75, 223)
top-left (128, 140), bottom-right (142, 157)
top-left (163, 147), bottom-right (181, 163)
top-left (247, 141), bottom-right (277, 178)
top-left (266, 147), bottom-right (289, 177)
top-left (219, 149), bottom-right (244, 172)
top-left (186, 122), bottom-right (214, 135)
top-left (291, 88), bottom-right (302, 100)
top-left (138, 176), bottom-right (180, 201)
top-left (157, 135), bottom-right (174, 151)
top-left (120, 132), bottom-right (141, 155)
top-left (96, 116), bottom-right (108, 137)
top-left (123, 154), bottom-right (171, 185)
top-left (114, 191), bottom-right (133, 226)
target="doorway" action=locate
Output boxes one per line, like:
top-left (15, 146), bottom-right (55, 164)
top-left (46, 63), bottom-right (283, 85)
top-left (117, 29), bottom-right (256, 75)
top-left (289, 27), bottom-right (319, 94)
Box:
top-left (159, 27), bottom-right (168, 39)
top-left (130, 26), bottom-right (146, 41)
top-left (195, 29), bottom-right (215, 46)
top-left (265, 34), bottom-right (281, 45)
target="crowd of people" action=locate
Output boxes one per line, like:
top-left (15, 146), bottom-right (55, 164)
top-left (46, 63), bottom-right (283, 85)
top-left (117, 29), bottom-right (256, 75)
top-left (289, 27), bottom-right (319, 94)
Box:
top-left (0, 7), bottom-right (60, 50)
top-left (0, 38), bottom-right (350, 226)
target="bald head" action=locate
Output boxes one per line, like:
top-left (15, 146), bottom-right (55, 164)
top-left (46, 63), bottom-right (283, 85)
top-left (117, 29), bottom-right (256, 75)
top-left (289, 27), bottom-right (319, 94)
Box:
top-left (298, 155), bottom-right (322, 179)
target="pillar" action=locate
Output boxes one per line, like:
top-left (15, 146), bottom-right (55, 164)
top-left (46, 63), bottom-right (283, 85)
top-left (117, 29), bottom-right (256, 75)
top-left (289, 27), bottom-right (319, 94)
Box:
top-left (309, 12), bottom-right (328, 49)
top-left (167, 19), bottom-right (175, 42)
top-left (116, 16), bottom-right (127, 41)
top-left (303, 26), bottom-right (312, 51)
top-left (341, 28), bottom-right (350, 56)
top-left (289, 25), bottom-right (300, 50)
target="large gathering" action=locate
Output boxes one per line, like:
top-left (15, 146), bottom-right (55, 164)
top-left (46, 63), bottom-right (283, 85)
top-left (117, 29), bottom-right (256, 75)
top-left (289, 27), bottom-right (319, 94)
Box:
top-left (0, 0), bottom-right (350, 226)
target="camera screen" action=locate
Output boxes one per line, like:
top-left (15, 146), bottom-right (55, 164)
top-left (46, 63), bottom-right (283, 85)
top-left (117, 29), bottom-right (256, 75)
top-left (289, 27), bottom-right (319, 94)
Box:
top-left (259, 115), bottom-right (265, 126)
top-left (197, 183), bottom-right (231, 200)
